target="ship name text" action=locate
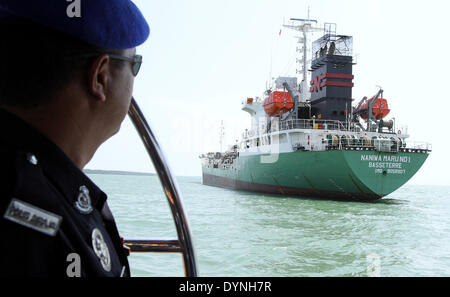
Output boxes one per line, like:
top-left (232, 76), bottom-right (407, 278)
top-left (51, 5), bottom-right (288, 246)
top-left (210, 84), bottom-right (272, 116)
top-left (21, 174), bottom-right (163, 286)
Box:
top-left (360, 154), bottom-right (411, 163)
top-left (360, 154), bottom-right (410, 175)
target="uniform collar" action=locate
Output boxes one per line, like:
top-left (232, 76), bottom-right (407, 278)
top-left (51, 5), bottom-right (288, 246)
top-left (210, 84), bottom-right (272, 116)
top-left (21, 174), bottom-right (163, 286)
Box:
top-left (0, 108), bottom-right (107, 210)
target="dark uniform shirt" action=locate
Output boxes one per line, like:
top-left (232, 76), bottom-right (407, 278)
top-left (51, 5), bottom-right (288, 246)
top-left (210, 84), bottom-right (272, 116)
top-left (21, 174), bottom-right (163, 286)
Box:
top-left (0, 108), bottom-right (130, 277)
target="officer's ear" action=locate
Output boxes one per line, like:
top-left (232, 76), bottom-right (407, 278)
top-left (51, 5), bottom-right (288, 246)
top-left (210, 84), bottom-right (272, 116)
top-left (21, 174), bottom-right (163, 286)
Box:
top-left (87, 54), bottom-right (111, 103)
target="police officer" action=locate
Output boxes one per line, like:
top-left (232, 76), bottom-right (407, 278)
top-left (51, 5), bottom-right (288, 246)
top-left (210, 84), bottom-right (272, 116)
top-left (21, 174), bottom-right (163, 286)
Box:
top-left (0, 0), bottom-right (149, 276)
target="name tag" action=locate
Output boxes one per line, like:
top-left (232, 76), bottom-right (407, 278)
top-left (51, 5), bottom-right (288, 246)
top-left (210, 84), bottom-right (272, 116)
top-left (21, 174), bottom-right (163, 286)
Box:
top-left (4, 199), bottom-right (62, 236)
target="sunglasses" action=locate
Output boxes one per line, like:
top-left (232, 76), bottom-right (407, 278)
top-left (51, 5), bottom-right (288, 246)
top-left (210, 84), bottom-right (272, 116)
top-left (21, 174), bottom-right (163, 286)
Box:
top-left (107, 54), bottom-right (143, 77)
top-left (70, 52), bottom-right (143, 76)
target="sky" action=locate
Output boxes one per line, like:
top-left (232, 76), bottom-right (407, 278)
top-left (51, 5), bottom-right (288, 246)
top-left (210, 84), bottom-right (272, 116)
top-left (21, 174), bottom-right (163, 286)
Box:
top-left (86, 0), bottom-right (450, 186)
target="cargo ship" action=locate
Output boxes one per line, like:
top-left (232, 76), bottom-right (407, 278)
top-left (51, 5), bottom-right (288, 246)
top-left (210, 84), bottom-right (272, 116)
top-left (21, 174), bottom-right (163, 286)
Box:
top-left (200, 20), bottom-right (431, 201)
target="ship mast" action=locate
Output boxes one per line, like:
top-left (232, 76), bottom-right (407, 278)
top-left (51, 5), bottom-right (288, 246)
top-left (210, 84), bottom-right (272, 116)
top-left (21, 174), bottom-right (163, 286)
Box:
top-left (219, 120), bottom-right (225, 152)
top-left (283, 12), bottom-right (323, 102)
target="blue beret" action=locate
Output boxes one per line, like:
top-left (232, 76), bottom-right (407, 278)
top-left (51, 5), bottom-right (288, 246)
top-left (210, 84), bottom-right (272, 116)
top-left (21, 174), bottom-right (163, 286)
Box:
top-left (0, 0), bottom-right (150, 49)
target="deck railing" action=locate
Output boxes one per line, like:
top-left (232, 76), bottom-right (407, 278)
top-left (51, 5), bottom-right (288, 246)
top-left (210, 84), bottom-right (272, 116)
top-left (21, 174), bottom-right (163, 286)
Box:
top-left (324, 138), bottom-right (432, 153)
top-left (279, 119), bottom-right (357, 132)
top-left (244, 119), bottom-right (357, 138)
top-left (241, 119), bottom-right (431, 154)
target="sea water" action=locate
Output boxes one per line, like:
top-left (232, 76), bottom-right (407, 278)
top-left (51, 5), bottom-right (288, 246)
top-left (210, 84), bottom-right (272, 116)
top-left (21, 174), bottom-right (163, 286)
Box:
top-left (88, 173), bottom-right (450, 277)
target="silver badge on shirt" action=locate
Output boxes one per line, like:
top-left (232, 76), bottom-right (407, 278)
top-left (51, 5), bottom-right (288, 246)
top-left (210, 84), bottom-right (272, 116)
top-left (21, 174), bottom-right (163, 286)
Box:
top-left (91, 228), bottom-right (111, 272)
top-left (3, 199), bottom-right (62, 236)
top-left (75, 185), bottom-right (93, 214)
top-left (26, 153), bottom-right (38, 165)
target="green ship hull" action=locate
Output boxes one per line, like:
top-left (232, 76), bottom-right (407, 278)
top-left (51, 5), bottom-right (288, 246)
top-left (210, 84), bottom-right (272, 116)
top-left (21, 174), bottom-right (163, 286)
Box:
top-left (202, 149), bottom-right (429, 201)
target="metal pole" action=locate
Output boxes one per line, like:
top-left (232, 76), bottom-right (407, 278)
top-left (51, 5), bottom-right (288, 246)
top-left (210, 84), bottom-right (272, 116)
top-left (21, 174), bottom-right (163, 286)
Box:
top-left (127, 97), bottom-right (198, 277)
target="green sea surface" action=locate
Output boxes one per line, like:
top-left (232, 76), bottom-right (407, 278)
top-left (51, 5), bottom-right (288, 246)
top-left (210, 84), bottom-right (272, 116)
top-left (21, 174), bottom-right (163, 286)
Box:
top-left (88, 173), bottom-right (450, 277)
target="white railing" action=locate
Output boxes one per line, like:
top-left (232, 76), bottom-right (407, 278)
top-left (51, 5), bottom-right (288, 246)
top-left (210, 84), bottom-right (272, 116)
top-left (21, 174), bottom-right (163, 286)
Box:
top-left (326, 138), bottom-right (431, 153)
top-left (244, 119), bottom-right (411, 139)
top-left (240, 119), bottom-right (431, 153)
top-left (404, 141), bottom-right (432, 151)
top-left (280, 119), bottom-right (358, 132)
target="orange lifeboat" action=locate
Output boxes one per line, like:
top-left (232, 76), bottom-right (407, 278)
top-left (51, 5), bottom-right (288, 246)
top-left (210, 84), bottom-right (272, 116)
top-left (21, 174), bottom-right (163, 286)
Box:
top-left (358, 96), bottom-right (390, 121)
top-left (263, 90), bottom-right (294, 117)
